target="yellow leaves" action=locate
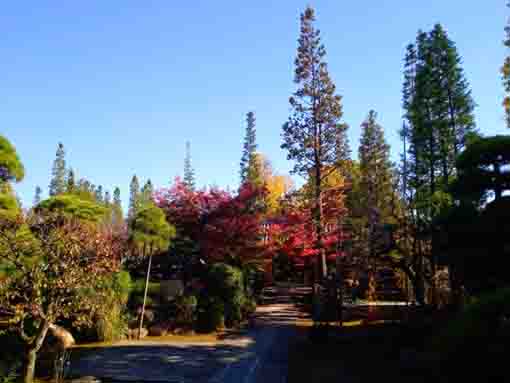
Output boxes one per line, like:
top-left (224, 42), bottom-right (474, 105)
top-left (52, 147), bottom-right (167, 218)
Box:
top-left (265, 174), bottom-right (294, 214)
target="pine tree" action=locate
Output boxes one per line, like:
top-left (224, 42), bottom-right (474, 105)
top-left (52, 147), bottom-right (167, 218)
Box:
top-left (246, 153), bottom-right (264, 188)
top-left (113, 186), bottom-right (123, 224)
top-left (66, 168), bottom-right (76, 194)
top-left (95, 185), bottom-right (104, 203)
top-left (33, 186), bottom-right (42, 206)
top-left (281, 6), bottom-right (344, 279)
top-left (358, 111), bottom-right (394, 218)
top-left (113, 187), bottom-right (122, 208)
top-left (183, 141), bottom-right (196, 191)
top-left (128, 175), bottom-right (140, 219)
top-left (404, 25), bottom-right (476, 205)
top-left (49, 143), bottom-right (66, 196)
top-left (104, 190), bottom-right (111, 205)
top-left (240, 111), bottom-right (257, 183)
top-left (141, 179), bottom-right (154, 204)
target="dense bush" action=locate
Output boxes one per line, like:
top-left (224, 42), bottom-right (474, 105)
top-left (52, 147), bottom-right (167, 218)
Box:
top-left (206, 263), bottom-right (247, 327)
top-left (196, 296), bottom-right (225, 333)
top-left (94, 270), bottom-right (133, 342)
top-left (174, 294), bottom-right (198, 328)
top-left (428, 288), bottom-right (510, 380)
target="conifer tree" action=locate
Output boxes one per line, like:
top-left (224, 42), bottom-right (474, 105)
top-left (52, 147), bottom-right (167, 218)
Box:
top-left (403, 25), bottom-right (476, 208)
top-left (49, 143), bottom-right (66, 196)
top-left (33, 186), bottom-right (42, 206)
top-left (141, 179), bottom-right (154, 203)
top-left (281, 6), bottom-right (344, 279)
top-left (183, 141), bottom-right (196, 191)
top-left (95, 185), bottom-right (104, 203)
top-left (66, 168), bottom-right (76, 194)
top-left (113, 186), bottom-right (123, 224)
top-left (104, 190), bottom-right (111, 205)
top-left (358, 111), bottom-right (394, 218)
top-left (240, 111), bottom-right (257, 183)
top-left (128, 175), bottom-right (140, 220)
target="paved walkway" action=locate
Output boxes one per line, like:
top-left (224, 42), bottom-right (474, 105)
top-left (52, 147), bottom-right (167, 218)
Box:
top-left (68, 286), bottom-right (308, 383)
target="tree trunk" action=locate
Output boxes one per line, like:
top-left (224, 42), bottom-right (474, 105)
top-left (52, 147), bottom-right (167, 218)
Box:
top-left (23, 320), bottom-right (50, 383)
top-left (139, 253), bottom-right (153, 339)
top-left (314, 163), bottom-right (327, 282)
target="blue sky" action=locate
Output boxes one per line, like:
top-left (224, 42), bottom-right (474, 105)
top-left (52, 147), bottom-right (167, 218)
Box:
top-left (2, 1), bottom-right (509, 209)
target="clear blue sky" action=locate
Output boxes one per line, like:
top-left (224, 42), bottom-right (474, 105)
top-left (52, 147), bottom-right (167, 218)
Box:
top-left (3, 1), bottom-right (509, 209)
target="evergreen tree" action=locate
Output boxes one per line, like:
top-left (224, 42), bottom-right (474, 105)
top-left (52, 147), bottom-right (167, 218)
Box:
top-left (49, 142), bottom-right (66, 196)
top-left (113, 186), bottom-right (123, 224)
top-left (141, 179), bottom-right (154, 203)
top-left (128, 175), bottom-right (140, 219)
top-left (66, 168), bottom-right (76, 194)
top-left (33, 186), bottom-right (42, 206)
top-left (183, 141), bottom-right (196, 191)
top-left (240, 111), bottom-right (257, 183)
top-left (281, 6), bottom-right (344, 279)
top-left (404, 25), bottom-right (476, 208)
top-left (104, 190), bottom-right (111, 205)
top-left (95, 185), bottom-right (104, 203)
top-left (246, 153), bottom-right (264, 188)
top-left (358, 110), bottom-right (394, 218)
top-left (0, 135), bottom-right (25, 184)
top-left (113, 187), bottom-right (122, 208)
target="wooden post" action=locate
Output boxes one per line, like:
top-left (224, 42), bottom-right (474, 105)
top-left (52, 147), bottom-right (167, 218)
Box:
top-left (139, 253), bottom-right (153, 339)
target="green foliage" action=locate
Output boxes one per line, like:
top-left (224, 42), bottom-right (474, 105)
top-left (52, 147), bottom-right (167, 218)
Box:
top-left (240, 111), bottom-right (257, 183)
top-left (0, 135), bottom-right (24, 183)
top-left (92, 271), bottom-right (132, 342)
top-left (36, 194), bottom-right (108, 222)
top-left (197, 296), bottom-right (225, 333)
top-left (49, 142), bottom-right (66, 196)
top-left (206, 263), bottom-right (246, 327)
top-left (129, 203), bottom-right (176, 255)
top-left (453, 135), bottom-right (510, 203)
top-left (128, 175), bottom-right (140, 220)
top-left (184, 141), bottom-right (196, 190)
top-left (174, 294), bottom-right (198, 327)
top-left (131, 279), bottom-right (161, 296)
top-left (431, 288), bottom-right (510, 358)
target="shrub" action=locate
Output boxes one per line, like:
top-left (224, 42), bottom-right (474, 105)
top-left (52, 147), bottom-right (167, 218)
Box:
top-left (428, 288), bottom-right (510, 379)
top-left (131, 279), bottom-right (161, 296)
top-left (174, 294), bottom-right (198, 328)
top-left (196, 296), bottom-right (225, 333)
top-left (206, 263), bottom-right (248, 327)
top-left (243, 296), bottom-right (257, 317)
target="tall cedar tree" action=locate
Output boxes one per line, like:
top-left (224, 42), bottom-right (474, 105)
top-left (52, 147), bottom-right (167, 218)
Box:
top-left (504, 1), bottom-right (510, 127)
top-left (33, 186), bottom-right (42, 206)
top-left (403, 25), bottom-right (475, 218)
top-left (358, 111), bottom-right (394, 268)
top-left (128, 175), bottom-right (140, 220)
top-left (183, 141), bottom-right (196, 190)
top-left (281, 6), bottom-right (344, 279)
top-left (49, 143), bottom-right (66, 196)
top-left (240, 111), bottom-right (257, 183)
top-left (359, 111), bottom-right (394, 219)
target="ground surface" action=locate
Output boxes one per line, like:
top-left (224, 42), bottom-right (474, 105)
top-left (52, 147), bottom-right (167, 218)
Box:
top-left (67, 286), bottom-right (309, 383)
